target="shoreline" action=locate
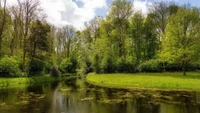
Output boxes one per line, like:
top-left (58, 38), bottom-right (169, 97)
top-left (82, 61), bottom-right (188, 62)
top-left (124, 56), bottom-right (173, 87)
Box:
top-left (0, 76), bottom-right (60, 88)
top-left (86, 73), bottom-right (200, 91)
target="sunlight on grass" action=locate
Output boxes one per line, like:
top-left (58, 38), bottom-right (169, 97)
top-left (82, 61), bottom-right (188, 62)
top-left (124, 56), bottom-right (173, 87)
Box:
top-left (0, 76), bottom-right (59, 88)
top-left (86, 72), bottom-right (200, 90)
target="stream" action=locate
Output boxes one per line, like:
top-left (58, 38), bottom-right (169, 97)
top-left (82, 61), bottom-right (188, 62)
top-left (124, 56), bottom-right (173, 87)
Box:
top-left (0, 77), bottom-right (200, 113)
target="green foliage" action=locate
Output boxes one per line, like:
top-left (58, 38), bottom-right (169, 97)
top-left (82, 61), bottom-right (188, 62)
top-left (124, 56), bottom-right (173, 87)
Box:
top-left (60, 57), bottom-right (78, 73)
top-left (116, 57), bottom-right (136, 73)
top-left (1, 0), bottom-right (200, 77)
top-left (101, 55), bottom-right (116, 73)
top-left (28, 20), bottom-right (51, 60)
top-left (165, 63), bottom-right (200, 72)
top-left (138, 59), bottom-right (161, 72)
top-left (92, 54), bottom-right (101, 73)
top-left (27, 58), bottom-right (45, 76)
top-left (26, 20), bottom-right (52, 76)
top-left (0, 56), bottom-right (21, 77)
top-left (161, 8), bottom-right (200, 75)
top-left (50, 65), bottom-right (60, 77)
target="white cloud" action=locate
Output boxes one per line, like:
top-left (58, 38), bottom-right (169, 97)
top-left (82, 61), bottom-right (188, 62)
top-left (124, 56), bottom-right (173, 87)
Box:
top-left (41, 0), bottom-right (107, 30)
top-left (7, 0), bottom-right (107, 30)
top-left (155, 0), bottom-right (178, 2)
top-left (133, 0), bottom-right (179, 16)
top-left (133, 0), bottom-right (152, 16)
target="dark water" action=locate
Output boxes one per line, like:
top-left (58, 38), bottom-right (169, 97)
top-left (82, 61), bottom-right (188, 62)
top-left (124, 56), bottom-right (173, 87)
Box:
top-left (0, 77), bottom-right (200, 113)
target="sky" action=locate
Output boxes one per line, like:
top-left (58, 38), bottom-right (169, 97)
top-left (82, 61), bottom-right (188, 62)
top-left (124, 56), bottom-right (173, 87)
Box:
top-left (7, 0), bottom-right (200, 30)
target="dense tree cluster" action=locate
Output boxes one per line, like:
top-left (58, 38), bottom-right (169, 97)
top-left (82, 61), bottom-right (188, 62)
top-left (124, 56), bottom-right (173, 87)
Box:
top-left (0, 0), bottom-right (199, 77)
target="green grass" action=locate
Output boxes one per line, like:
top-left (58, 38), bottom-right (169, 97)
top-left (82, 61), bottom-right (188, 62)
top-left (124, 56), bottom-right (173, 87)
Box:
top-left (0, 75), bottom-right (60, 88)
top-left (86, 72), bottom-right (200, 91)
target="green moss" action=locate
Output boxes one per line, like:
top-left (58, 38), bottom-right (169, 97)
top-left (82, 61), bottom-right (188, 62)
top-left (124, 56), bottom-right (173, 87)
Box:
top-left (86, 72), bottom-right (200, 91)
top-left (0, 76), bottom-right (60, 88)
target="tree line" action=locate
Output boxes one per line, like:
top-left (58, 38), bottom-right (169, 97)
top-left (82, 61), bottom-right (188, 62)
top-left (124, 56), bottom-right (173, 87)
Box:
top-left (0, 0), bottom-right (200, 77)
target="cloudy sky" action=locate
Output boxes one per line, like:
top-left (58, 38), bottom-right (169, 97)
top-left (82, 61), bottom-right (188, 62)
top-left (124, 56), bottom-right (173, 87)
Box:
top-left (7, 0), bottom-right (200, 29)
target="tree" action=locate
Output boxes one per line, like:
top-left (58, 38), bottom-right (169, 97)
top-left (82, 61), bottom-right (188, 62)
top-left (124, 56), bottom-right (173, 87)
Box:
top-left (16, 0), bottom-right (40, 71)
top-left (0, 0), bottom-right (7, 54)
top-left (143, 13), bottom-right (158, 60)
top-left (130, 11), bottom-right (144, 64)
top-left (10, 6), bottom-right (22, 56)
top-left (151, 2), bottom-right (179, 71)
top-left (62, 26), bottom-right (75, 58)
top-left (27, 20), bottom-right (50, 76)
top-left (162, 8), bottom-right (200, 75)
top-left (28, 20), bottom-right (50, 59)
top-left (55, 25), bottom-right (75, 64)
top-left (107, 0), bottom-right (133, 57)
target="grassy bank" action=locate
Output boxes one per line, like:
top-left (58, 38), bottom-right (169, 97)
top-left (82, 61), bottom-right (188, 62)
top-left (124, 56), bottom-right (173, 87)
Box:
top-left (86, 72), bottom-right (200, 91)
top-left (0, 76), bottom-right (60, 88)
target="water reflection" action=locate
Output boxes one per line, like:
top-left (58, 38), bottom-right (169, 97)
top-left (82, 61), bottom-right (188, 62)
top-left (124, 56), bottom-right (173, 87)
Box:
top-left (0, 78), bottom-right (199, 113)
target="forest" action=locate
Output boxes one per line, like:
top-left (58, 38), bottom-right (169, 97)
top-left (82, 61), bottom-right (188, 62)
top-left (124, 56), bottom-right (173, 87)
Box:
top-left (0, 0), bottom-right (200, 78)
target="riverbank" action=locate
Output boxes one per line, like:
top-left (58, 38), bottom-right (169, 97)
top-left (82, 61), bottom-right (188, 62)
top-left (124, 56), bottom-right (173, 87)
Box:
top-left (86, 73), bottom-right (200, 91)
top-left (0, 76), bottom-right (60, 88)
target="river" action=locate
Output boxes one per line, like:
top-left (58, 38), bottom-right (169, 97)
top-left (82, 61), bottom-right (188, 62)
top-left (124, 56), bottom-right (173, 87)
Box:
top-left (0, 77), bottom-right (200, 113)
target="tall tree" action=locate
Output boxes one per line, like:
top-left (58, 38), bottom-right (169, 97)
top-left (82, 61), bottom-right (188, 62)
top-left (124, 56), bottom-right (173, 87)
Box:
top-left (130, 11), bottom-right (144, 64)
top-left (28, 20), bottom-right (50, 60)
top-left (62, 26), bottom-right (75, 58)
top-left (16, 0), bottom-right (40, 71)
top-left (55, 25), bottom-right (75, 63)
top-left (162, 8), bottom-right (200, 75)
top-left (143, 13), bottom-right (158, 60)
top-left (0, 0), bottom-right (7, 54)
top-left (107, 0), bottom-right (133, 57)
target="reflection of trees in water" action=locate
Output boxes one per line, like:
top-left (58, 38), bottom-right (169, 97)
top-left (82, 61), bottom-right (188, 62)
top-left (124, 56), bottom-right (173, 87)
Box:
top-left (134, 97), bottom-right (160, 113)
top-left (0, 82), bottom-right (60, 113)
top-left (1, 79), bottom-right (200, 113)
top-left (63, 78), bottom-right (79, 92)
top-left (27, 82), bottom-right (59, 94)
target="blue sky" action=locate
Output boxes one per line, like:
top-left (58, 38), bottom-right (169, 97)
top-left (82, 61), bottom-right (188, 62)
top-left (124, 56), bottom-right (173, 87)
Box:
top-left (93, 0), bottom-right (200, 17)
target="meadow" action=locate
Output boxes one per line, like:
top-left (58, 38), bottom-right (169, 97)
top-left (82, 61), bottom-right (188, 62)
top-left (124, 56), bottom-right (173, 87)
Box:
top-left (86, 72), bottom-right (200, 91)
top-left (0, 76), bottom-right (60, 88)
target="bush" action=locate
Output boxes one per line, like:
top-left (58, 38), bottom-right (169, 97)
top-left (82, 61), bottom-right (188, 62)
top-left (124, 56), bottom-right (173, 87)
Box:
top-left (0, 56), bottom-right (21, 77)
top-left (138, 59), bottom-right (161, 72)
top-left (27, 58), bottom-right (45, 76)
top-left (165, 63), bottom-right (200, 72)
top-left (92, 54), bottom-right (101, 73)
top-left (60, 57), bottom-right (78, 73)
top-left (101, 56), bottom-right (116, 73)
top-left (165, 63), bottom-right (180, 72)
top-left (50, 65), bottom-right (60, 77)
top-left (116, 57), bottom-right (136, 73)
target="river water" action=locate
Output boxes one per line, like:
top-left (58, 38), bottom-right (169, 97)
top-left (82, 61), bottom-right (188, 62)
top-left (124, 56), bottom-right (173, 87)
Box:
top-left (0, 77), bottom-right (200, 113)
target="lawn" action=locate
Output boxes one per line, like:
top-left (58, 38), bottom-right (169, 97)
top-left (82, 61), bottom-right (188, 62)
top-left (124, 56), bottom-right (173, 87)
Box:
top-left (0, 75), bottom-right (60, 88)
top-left (86, 72), bottom-right (200, 91)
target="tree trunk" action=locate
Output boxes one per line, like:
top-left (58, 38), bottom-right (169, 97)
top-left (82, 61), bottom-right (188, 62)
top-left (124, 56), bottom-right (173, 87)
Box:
top-left (163, 62), bottom-right (166, 72)
top-left (22, 34), bottom-right (27, 72)
top-left (182, 61), bottom-right (186, 76)
top-left (66, 39), bottom-right (71, 58)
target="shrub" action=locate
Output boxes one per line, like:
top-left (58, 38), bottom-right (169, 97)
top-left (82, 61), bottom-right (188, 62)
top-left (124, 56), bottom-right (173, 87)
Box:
top-left (27, 58), bottom-right (45, 76)
top-left (164, 63), bottom-right (199, 72)
top-left (165, 63), bottom-right (181, 72)
top-left (116, 57), bottom-right (136, 73)
top-left (101, 56), bottom-right (116, 73)
top-left (60, 57), bottom-right (78, 73)
top-left (139, 59), bottom-right (161, 72)
top-left (0, 56), bottom-right (21, 77)
top-left (92, 54), bottom-right (101, 73)
top-left (50, 65), bottom-right (60, 77)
